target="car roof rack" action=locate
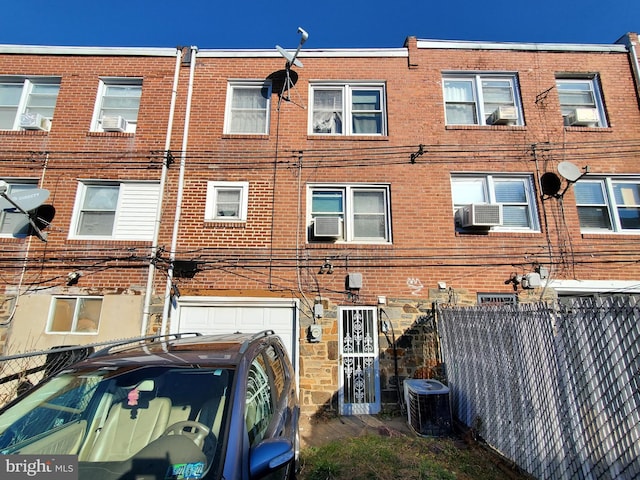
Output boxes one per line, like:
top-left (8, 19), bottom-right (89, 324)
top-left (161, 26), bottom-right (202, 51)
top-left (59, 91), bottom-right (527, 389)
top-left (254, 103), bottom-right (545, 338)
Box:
top-left (89, 332), bottom-right (202, 358)
top-left (239, 330), bottom-right (275, 354)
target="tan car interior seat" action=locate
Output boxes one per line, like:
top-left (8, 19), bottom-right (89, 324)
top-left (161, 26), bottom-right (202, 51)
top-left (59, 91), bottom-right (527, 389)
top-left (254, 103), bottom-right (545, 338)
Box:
top-left (87, 380), bottom-right (171, 462)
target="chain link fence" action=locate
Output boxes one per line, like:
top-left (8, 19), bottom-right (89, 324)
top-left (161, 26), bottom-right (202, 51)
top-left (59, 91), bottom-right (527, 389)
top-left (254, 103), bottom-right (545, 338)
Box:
top-left (0, 344), bottom-right (99, 408)
top-left (438, 297), bottom-right (640, 480)
top-left (0, 335), bottom-right (173, 408)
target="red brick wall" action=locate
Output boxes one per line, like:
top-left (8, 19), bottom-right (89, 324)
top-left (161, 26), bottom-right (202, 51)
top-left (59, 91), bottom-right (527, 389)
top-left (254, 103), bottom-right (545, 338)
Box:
top-left (1, 39), bottom-right (639, 410)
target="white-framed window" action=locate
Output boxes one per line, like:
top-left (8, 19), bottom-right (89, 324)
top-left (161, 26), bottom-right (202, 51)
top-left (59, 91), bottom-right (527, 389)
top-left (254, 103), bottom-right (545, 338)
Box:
top-left (309, 83), bottom-right (386, 135)
top-left (574, 178), bottom-right (640, 233)
top-left (224, 81), bottom-right (272, 134)
top-left (204, 181), bottom-right (249, 221)
top-left (69, 181), bottom-right (160, 240)
top-left (308, 184), bottom-right (391, 243)
top-left (47, 296), bottom-right (103, 334)
top-left (90, 78), bottom-right (142, 133)
top-left (451, 174), bottom-right (539, 231)
top-left (556, 77), bottom-right (607, 127)
top-left (443, 74), bottom-right (523, 126)
top-left (0, 77), bottom-right (60, 131)
top-left (0, 180), bottom-right (38, 236)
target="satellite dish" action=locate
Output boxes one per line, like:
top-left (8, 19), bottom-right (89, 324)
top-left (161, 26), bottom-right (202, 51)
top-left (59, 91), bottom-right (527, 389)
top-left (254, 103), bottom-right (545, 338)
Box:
top-left (267, 69), bottom-right (299, 95)
top-left (0, 188), bottom-right (50, 212)
top-left (12, 205), bottom-right (55, 240)
top-left (11, 216), bottom-right (32, 238)
top-left (540, 172), bottom-right (562, 197)
top-left (558, 161), bottom-right (583, 182)
top-left (276, 45), bottom-right (303, 68)
top-left (275, 27), bottom-right (308, 69)
top-left (0, 187), bottom-right (51, 242)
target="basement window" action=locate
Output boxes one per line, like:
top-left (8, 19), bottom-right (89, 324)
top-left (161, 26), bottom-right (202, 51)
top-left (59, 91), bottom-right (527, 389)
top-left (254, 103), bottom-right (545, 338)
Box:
top-left (47, 296), bottom-right (103, 334)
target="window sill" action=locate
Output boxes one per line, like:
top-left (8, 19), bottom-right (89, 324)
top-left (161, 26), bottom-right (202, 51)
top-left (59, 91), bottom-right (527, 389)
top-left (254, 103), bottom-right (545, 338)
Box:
top-left (0, 129), bottom-right (49, 136)
top-left (87, 131), bottom-right (135, 137)
top-left (455, 229), bottom-right (541, 237)
top-left (305, 241), bottom-right (393, 249)
top-left (563, 126), bottom-right (612, 133)
top-left (66, 237), bottom-right (151, 244)
top-left (582, 231), bottom-right (639, 238)
top-left (306, 134), bottom-right (389, 141)
top-left (221, 134), bottom-right (269, 140)
top-left (204, 220), bottom-right (247, 228)
top-left (0, 235), bottom-right (27, 242)
top-left (45, 331), bottom-right (99, 336)
top-left (445, 125), bottom-right (526, 131)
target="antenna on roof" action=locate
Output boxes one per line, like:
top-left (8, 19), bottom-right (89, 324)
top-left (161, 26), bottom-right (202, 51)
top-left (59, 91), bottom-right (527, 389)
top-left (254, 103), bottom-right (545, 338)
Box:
top-left (276, 27), bottom-right (308, 68)
top-left (275, 27), bottom-right (308, 108)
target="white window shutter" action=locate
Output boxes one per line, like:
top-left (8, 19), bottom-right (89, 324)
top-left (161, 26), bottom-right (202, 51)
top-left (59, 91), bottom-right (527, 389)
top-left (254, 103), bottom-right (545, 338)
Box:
top-left (113, 183), bottom-right (160, 240)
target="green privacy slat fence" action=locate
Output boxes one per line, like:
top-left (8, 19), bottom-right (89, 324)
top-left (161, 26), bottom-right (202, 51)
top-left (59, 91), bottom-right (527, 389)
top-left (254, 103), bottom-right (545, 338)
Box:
top-left (438, 297), bottom-right (640, 480)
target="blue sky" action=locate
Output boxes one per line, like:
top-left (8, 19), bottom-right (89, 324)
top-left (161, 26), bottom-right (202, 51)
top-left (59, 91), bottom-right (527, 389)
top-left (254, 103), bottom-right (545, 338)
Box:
top-left (1, 0), bottom-right (638, 49)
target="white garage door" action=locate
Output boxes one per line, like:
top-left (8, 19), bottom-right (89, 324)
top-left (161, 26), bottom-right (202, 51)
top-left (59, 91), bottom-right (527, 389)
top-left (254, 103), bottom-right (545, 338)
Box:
top-left (172, 297), bottom-right (299, 372)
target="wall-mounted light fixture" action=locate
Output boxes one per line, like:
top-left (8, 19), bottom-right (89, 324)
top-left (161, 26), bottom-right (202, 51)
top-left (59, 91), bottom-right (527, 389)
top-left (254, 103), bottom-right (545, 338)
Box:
top-left (318, 259), bottom-right (334, 274)
top-left (66, 271), bottom-right (81, 286)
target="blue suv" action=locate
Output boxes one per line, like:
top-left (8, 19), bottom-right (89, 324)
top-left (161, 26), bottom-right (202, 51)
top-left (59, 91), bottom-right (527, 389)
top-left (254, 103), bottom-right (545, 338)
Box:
top-left (0, 331), bottom-right (299, 480)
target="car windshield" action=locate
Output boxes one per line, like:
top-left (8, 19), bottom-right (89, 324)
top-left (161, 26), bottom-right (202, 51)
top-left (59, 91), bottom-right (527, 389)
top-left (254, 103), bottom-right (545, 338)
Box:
top-left (0, 365), bottom-right (233, 480)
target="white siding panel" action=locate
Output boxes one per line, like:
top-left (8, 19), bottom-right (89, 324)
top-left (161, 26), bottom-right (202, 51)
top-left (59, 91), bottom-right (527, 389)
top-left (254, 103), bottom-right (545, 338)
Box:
top-left (113, 183), bottom-right (160, 240)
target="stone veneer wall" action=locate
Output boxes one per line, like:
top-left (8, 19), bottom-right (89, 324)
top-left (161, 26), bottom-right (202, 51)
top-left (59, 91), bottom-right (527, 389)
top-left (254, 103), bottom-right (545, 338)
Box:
top-left (297, 286), bottom-right (557, 416)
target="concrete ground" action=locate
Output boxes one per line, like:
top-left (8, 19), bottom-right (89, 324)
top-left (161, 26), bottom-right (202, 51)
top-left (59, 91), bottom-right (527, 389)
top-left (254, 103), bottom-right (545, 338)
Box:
top-left (299, 412), bottom-right (414, 449)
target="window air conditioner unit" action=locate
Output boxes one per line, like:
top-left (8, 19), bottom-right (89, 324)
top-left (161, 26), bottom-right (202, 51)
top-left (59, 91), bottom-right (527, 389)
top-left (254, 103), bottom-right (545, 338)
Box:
top-left (314, 216), bottom-right (342, 237)
top-left (567, 107), bottom-right (598, 126)
top-left (19, 113), bottom-right (51, 131)
top-left (102, 115), bottom-right (128, 132)
top-left (456, 204), bottom-right (502, 228)
top-left (487, 106), bottom-right (518, 125)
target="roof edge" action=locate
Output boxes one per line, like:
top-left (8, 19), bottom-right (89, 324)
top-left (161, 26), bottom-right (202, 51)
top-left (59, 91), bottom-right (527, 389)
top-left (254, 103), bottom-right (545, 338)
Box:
top-left (416, 39), bottom-right (628, 53)
top-left (196, 47), bottom-right (408, 58)
top-left (0, 44), bottom-right (179, 56)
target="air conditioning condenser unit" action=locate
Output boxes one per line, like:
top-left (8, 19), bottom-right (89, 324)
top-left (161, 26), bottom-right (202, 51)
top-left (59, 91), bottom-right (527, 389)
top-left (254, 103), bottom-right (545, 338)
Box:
top-left (404, 379), bottom-right (451, 436)
top-left (456, 204), bottom-right (502, 228)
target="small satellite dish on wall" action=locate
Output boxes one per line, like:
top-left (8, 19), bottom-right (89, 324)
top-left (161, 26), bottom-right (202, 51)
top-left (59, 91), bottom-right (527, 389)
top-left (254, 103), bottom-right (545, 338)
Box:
top-left (0, 181), bottom-right (52, 242)
top-left (540, 172), bottom-right (562, 197)
top-left (558, 161), bottom-right (584, 182)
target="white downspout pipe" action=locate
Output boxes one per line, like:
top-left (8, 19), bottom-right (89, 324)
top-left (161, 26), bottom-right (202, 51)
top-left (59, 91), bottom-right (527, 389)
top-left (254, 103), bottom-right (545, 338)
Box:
top-left (618, 33), bottom-right (640, 103)
top-left (161, 45), bottom-right (198, 334)
top-left (628, 39), bottom-right (640, 103)
top-left (141, 47), bottom-right (183, 336)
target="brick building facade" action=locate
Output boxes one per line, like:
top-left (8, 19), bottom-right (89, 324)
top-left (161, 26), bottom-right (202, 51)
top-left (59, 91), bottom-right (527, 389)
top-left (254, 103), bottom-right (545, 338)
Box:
top-left (1, 33), bottom-right (639, 415)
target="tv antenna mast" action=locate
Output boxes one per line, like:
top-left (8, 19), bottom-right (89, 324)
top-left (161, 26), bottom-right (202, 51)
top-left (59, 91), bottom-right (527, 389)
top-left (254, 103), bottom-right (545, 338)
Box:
top-left (0, 180), bottom-right (51, 242)
top-left (275, 27), bottom-right (308, 107)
